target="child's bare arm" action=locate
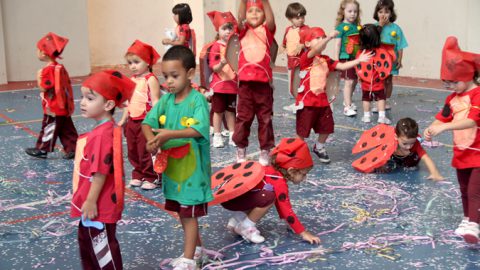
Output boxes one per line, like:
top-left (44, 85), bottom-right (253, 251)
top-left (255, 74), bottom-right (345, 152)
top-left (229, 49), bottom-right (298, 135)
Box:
top-left (396, 49), bottom-right (404, 70)
top-left (81, 173), bottom-right (107, 220)
top-left (427, 119), bottom-right (476, 137)
top-left (237, 0), bottom-right (247, 31)
top-left (335, 50), bottom-right (373, 70)
top-left (307, 31), bottom-right (338, 58)
top-left (263, 0), bottom-right (275, 32)
top-left (148, 76), bottom-right (161, 106)
top-left (165, 35), bottom-right (187, 46)
top-left (36, 69), bottom-right (48, 92)
top-left (333, 38), bottom-right (342, 61)
top-left (421, 154), bottom-right (444, 181)
top-left (212, 59), bottom-right (228, 73)
top-left (117, 108), bottom-right (128, 127)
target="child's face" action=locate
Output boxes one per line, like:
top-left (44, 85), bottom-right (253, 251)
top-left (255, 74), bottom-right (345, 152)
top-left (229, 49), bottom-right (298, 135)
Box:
top-left (161, 60), bottom-right (194, 94)
top-left (396, 135), bottom-right (417, 151)
top-left (306, 36), bottom-right (324, 49)
top-left (126, 54), bottom-right (149, 76)
top-left (289, 16), bottom-right (305, 28)
top-left (36, 49), bottom-right (50, 62)
top-left (287, 167), bottom-right (311, 184)
top-left (173, 14), bottom-right (180, 24)
top-left (377, 7), bottom-right (391, 22)
top-left (218, 24), bottom-right (233, 42)
top-left (80, 87), bottom-right (114, 120)
top-left (246, 6), bottom-right (265, 28)
top-left (344, 3), bottom-right (359, 24)
top-left (443, 80), bottom-right (469, 94)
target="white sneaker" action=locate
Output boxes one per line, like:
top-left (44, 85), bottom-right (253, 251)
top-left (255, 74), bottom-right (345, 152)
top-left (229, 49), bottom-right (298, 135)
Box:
top-left (455, 219), bottom-right (470, 236)
top-left (462, 221), bottom-right (480, 244)
top-left (236, 148), bottom-right (246, 163)
top-left (258, 150), bottom-right (270, 166)
top-left (228, 133), bottom-right (236, 147)
top-left (213, 134), bottom-right (224, 148)
top-left (343, 105), bottom-right (357, 116)
top-left (234, 224), bottom-right (265, 243)
top-left (221, 130), bottom-right (230, 137)
top-left (170, 247), bottom-right (203, 268)
top-left (172, 257), bottom-right (197, 270)
top-left (129, 179), bottom-right (142, 187)
top-left (377, 116), bottom-right (392, 125)
top-left (361, 115), bottom-right (371, 123)
top-left (283, 103), bottom-right (296, 112)
top-left (343, 102), bottom-right (357, 111)
top-left (209, 126), bottom-right (214, 136)
top-left (227, 217), bottom-right (238, 233)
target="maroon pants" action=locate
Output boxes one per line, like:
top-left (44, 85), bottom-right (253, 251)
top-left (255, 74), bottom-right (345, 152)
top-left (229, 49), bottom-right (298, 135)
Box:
top-left (36, 114), bottom-right (78, 153)
top-left (233, 81), bottom-right (274, 150)
top-left (222, 189), bottom-right (276, 211)
top-left (124, 118), bottom-right (158, 182)
top-left (457, 168), bottom-right (480, 223)
top-left (78, 222), bottom-right (122, 270)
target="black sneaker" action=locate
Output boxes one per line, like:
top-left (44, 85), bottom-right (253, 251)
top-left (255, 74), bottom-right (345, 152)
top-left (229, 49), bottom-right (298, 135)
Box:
top-left (25, 148), bottom-right (47, 159)
top-left (63, 152), bottom-right (75, 159)
top-left (312, 145), bottom-right (330, 164)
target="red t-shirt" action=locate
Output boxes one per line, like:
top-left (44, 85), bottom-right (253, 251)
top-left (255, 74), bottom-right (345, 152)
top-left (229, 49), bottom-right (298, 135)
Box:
top-left (176, 24), bottom-right (191, 48)
top-left (435, 86), bottom-right (480, 169)
top-left (296, 53), bottom-right (338, 108)
top-left (208, 41), bottom-right (238, 94)
top-left (255, 166), bottom-right (305, 234)
top-left (238, 23), bottom-right (276, 83)
top-left (71, 121), bottom-right (123, 223)
top-left (282, 25), bottom-right (309, 69)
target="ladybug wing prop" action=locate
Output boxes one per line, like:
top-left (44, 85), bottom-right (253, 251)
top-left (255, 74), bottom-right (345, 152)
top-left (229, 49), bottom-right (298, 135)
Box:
top-left (226, 34), bottom-right (240, 72)
top-left (153, 140), bottom-right (191, 174)
top-left (199, 42), bottom-right (215, 89)
top-left (189, 29), bottom-right (197, 57)
top-left (355, 47), bottom-right (394, 84)
top-left (352, 124), bottom-right (398, 173)
top-left (209, 161), bottom-right (265, 206)
top-left (326, 71), bottom-right (341, 104)
top-left (289, 67), bottom-right (301, 97)
top-left (270, 39), bottom-right (279, 67)
top-left (54, 64), bottom-right (74, 116)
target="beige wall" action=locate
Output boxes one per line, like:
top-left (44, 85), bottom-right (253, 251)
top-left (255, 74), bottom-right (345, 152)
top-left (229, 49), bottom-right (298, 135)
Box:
top-left (0, 1), bottom-right (7, 84)
top-left (0, 0), bottom-right (91, 82)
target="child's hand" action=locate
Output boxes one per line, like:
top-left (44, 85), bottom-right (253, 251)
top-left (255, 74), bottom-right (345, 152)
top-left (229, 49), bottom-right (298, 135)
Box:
top-left (117, 119), bottom-right (125, 127)
top-left (423, 127), bottom-right (433, 141)
top-left (427, 173), bottom-right (444, 181)
top-left (357, 50), bottom-right (374, 63)
top-left (81, 200), bottom-right (98, 220)
top-left (293, 44), bottom-right (304, 56)
top-left (395, 60), bottom-right (403, 70)
top-left (378, 14), bottom-right (390, 26)
top-left (162, 38), bottom-right (172, 45)
top-left (426, 125), bottom-right (445, 137)
top-left (148, 129), bottom-right (169, 151)
top-left (300, 231), bottom-right (321, 245)
top-left (146, 140), bottom-right (159, 154)
top-left (328, 30), bottom-right (340, 40)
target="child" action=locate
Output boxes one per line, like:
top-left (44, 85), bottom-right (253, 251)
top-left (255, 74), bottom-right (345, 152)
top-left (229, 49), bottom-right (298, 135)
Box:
top-left (424, 37), bottom-right (480, 244)
top-left (222, 138), bottom-right (320, 244)
top-left (206, 11), bottom-right (238, 148)
top-left (334, 0), bottom-right (361, 117)
top-left (374, 0), bottom-right (407, 110)
top-left (355, 24), bottom-right (394, 124)
top-left (118, 40), bottom-right (161, 190)
top-left (25, 32), bottom-right (78, 159)
top-left (233, 0), bottom-right (276, 166)
top-left (71, 70), bottom-right (135, 269)
top-left (281, 2), bottom-right (309, 112)
top-left (142, 45), bottom-right (212, 269)
top-left (375, 118), bottom-right (443, 180)
top-left (295, 27), bottom-right (371, 163)
top-left (162, 3), bottom-right (195, 53)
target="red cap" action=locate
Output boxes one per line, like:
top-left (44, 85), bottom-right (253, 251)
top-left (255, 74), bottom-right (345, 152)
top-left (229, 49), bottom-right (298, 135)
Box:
top-left (271, 138), bottom-right (313, 169)
top-left (300, 27), bottom-right (326, 43)
top-left (126, 40), bottom-right (160, 66)
top-left (207, 11), bottom-right (237, 32)
top-left (37, 32), bottom-right (68, 59)
top-left (82, 70), bottom-right (136, 108)
top-left (247, 0), bottom-right (264, 10)
top-left (441, 36), bottom-right (480, 82)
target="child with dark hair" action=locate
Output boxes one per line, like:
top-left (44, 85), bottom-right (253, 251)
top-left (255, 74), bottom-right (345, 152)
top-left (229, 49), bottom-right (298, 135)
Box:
top-left (143, 45), bottom-right (212, 269)
top-left (373, 0), bottom-right (408, 110)
top-left (163, 3), bottom-right (195, 53)
top-left (281, 2), bottom-right (309, 112)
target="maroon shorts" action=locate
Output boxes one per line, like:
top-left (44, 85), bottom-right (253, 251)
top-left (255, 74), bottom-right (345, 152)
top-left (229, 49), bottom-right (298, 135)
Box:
top-left (296, 106), bottom-right (334, 138)
top-left (339, 59), bottom-right (357, 80)
top-left (362, 90), bottom-right (386, 101)
top-left (221, 189), bottom-right (276, 211)
top-left (211, 93), bottom-right (237, 113)
top-left (165, 199), bottom-right (208, 218)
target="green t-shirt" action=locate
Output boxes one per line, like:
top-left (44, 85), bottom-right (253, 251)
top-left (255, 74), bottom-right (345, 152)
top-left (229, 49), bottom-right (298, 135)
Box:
top-left (335, 22), bottom-right (360, 60)
top-left (143, 89), bottom-right (213, 205)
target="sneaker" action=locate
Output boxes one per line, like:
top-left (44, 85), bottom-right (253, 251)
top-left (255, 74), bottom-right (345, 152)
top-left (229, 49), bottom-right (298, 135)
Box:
top-left (172, 257), bottom-right (197, 270)
top-left (227, 217), bottom-right (238, 233)
top-left (236, 148), bottom-right (246, 163)
top-left (455, 219), bottom-right (470, 236)
top-left (221, 130), bottom-right (230, 137)
top-left (258, 150), bottom-right (270, 166)
top-left (25, 148), bottom-right (47, 159)
top-left (141, 181), bottom-right (158, 190)
top-left (377, 116), bottom-right (392, 125)
top-left (343, 105), bottom-right (357, 117)
top-left (213, 134), bottom-right (225, 148)
top-left (62, 152), bottom-right (75, 159)
top-left (209, 126), bottom-right (214, 136)
top-left (343, 102), bottom-right (357, 111)
top-left (361, 115), bottom-right (371, 123)
top-left (462, 222), bottom-right (480, 244)
top-left (234, 224), bottom-right (265, 244)
top-left (312, 145), bottom-right (331, 164)
top-left (228, 133), bottom-right (236, 147)
top-left (170, 247), bottom-right (203, 267)
top-left (283, 103), bottom-right (296, 112)
top-left (129, 179), bottom-right (142, 187)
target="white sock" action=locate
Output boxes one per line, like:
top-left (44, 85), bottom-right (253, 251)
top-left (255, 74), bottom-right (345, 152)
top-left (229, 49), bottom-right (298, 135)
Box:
top-left (241, 217), bottom-right (256, 228)
top-left (214, 132), bottom-right (221, 138)
top-left (233, 211), bottom-right (247, 222)
top-left (315, 142), bottom-right (325, 149)
top-left (364, 111), bottom-right (371, 117)
top-left (379, 111), bottom-right (386, 118)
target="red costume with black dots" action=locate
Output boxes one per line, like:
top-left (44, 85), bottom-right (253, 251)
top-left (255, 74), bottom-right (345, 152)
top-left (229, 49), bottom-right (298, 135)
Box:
top-left (176, 24), bottom-right (192, 48)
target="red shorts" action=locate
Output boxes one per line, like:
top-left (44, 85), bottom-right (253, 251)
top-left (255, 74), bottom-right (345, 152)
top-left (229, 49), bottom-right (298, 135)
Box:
top-left (339, 59), bottom-right (357, 80)
top-left (221, 189), bottom-right (276, 211)
top-left (211, 93), bottom-right (237, 113)
top-left (165, 199), bottom-right (208, 218)
top-left (296, 106), bottom-right (334, 138)
top-left (362, 90), bottom-right (386, 101)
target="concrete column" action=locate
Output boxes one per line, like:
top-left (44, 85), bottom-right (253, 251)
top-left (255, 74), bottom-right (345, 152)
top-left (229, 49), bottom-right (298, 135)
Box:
top-left (0, 1), bottom-right (8, 84)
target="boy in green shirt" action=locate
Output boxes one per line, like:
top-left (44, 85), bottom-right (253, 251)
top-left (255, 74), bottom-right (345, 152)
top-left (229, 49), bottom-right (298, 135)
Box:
top-left (142, 45), bottom-right (212, 270)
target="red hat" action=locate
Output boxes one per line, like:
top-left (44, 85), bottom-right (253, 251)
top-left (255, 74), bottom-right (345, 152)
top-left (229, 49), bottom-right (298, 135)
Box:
top-left (126, 40), bottom-right (160, 66)
top-left (37, 32), bottom-right (68, 59)
top-left (300, 27), bottom-right (326, 44)
top-left (82, 70), bottom-right (135, 108)
top-left (441, 36), bottom-right (480, 82)
top-left (271, 138), bottom-right (313, 169)
top-left (207, 11), bottom-right (237, 32)
top-left (247, 0), bottom-right (264, 10)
